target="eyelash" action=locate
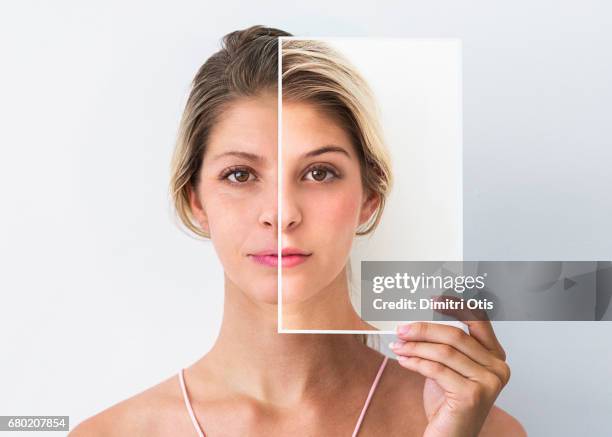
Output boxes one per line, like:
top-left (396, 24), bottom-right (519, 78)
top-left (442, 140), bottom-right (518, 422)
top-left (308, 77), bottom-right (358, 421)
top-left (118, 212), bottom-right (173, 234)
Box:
top-left (219, 164), bottom-right (341, 185)
top-left (219, 166), bottom-right (258, 184)
top-left (303, 164), bottom-right (341, 183)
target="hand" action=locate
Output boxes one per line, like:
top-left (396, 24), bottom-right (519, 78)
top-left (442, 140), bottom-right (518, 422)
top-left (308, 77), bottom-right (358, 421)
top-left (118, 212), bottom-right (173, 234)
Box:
top-left (389, 301), bottom-right (510, 437)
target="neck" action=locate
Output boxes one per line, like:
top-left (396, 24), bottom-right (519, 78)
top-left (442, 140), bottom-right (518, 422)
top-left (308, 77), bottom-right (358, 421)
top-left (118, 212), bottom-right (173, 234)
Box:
top-left (201, 271), bottom-right (380, 406)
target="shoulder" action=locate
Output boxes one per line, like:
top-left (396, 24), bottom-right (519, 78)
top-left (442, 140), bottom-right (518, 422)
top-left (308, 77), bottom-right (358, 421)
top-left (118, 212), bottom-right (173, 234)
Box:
top-left (68, 373), bottom-right (185, 437)
top-left (479, 405), bottom-right (527, 437)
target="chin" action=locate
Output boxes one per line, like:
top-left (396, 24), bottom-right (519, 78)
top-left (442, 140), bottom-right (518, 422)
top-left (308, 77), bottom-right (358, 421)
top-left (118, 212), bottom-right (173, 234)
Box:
top-left (281, 277), bottom-right (321, 305)
top-left (243, 278), bottom-right (278, 304)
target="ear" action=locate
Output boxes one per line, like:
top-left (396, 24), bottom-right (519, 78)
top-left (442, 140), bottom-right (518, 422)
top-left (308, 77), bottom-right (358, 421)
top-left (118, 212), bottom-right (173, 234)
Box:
top-left (358, 189), bottom-right (380, 227)
top-left (188, 185), bottom-right (210, 235)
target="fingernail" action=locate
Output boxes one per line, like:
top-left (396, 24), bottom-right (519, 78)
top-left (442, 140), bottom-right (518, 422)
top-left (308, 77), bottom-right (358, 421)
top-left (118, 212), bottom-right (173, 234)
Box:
top-left (396, 323), bottom-right (411, 335)
top-left (388, 341), bottom-right (405, 350)
top-left (397, 355), bottom-right (409, 363)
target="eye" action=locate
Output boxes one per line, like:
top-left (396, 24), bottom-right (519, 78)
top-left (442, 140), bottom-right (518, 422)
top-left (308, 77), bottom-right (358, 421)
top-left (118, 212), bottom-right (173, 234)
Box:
top-left (303, 164), bottom-right (340, 182)
top-left (221, 166), bottom-right (257, 184)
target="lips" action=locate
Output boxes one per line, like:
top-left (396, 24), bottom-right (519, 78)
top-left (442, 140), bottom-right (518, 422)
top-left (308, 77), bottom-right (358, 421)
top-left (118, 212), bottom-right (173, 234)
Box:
top-left (249, 247), bottom-right (312, 268)
top-left (281, 247), bottom-right (311, 257)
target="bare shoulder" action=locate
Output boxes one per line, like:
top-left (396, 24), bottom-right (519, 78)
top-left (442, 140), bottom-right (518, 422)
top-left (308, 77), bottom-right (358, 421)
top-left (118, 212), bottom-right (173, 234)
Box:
top-left (69, 373), bottom-right (186, 437)
top-left (479, 405), bottom-right (527, 437)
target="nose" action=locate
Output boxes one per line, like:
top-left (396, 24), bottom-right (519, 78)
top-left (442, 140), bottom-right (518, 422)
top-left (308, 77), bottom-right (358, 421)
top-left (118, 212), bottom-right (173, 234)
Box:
top-left (258, 174), bottom-right (302, 233)
top-left (258, 185), bottom-right (278, 231)
top-left (281, 181), bottom-right (302, 233)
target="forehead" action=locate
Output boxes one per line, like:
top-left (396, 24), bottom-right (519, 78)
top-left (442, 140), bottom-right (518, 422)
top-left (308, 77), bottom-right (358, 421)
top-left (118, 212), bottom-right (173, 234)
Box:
top-left (205, 94), bottom-right (277, 158)
top-left (205, 96), bottom-right (356, 162)
top-left (282, 101), bottom-right (355, 159)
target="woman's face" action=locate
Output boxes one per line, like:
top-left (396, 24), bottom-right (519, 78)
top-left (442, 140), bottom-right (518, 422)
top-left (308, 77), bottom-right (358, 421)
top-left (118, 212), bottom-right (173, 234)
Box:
top-left (189, 92), bottom-right (378, 306)
top-left (281, 100), bottom-right (379, 306)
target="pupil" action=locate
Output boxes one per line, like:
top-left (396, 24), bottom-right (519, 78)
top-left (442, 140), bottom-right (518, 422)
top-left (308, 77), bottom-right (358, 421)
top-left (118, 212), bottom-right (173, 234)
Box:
top-left (236, 171), bottom-right (248, 182)
top-left (313, 169), bottom-right (326, 181)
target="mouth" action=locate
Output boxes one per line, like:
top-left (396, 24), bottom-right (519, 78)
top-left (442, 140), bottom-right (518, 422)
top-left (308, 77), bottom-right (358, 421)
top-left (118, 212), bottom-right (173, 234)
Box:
top-left (248, 247), bottom-right (312, 268)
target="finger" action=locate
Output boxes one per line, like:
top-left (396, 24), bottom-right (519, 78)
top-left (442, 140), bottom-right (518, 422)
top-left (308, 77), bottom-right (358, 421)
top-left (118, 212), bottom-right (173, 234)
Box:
top-left (464, 320), bottom-right (506, 361)
top-left (431, 295), bottom-right (506, 360)
top-left (396, 322), bottom-right (503, 369)
top-left (390, 340), bottom-right (485, 380)
top-left (432, 294), bottom-right (490, 322)
top-left (396, 355), bottom-right (471, 398)
top-left (391, 339), bottom-right (510, 387)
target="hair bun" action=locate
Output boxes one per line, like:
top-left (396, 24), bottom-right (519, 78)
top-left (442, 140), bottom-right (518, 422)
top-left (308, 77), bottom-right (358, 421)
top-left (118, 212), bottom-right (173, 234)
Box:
top-left (222, 25), bottom-right (292, 54)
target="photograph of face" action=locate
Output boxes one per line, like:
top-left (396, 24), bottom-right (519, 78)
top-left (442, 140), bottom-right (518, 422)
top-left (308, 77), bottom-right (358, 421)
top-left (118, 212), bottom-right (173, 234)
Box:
top-left (279, 38), bottom-right (463, 332)
top-left (279, 98), bottom-right (380, 330)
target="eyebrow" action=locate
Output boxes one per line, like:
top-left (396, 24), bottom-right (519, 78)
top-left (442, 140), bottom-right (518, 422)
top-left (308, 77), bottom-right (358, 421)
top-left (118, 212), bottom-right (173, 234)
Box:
top-left (210, 150), bottom-right (265, 163)
top-left (301, 145), bottom-right (351, 159)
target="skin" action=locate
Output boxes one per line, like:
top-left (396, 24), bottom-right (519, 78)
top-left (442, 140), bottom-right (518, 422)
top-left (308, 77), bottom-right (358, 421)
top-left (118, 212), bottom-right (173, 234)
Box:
top-left (69, 92), bottom-right (526, 436)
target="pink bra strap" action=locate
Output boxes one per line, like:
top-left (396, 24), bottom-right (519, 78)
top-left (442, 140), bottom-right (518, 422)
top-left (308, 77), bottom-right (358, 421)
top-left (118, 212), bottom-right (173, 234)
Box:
top-left (178, 368), bottom-right (206, 437)
top-left (352, 355), bottom-right (389, 437)
top-left (178, 357), bottom-right (388, 437)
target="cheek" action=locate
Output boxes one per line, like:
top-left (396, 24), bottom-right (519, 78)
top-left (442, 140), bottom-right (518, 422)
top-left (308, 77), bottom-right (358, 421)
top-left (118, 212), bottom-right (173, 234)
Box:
top-left (204, 189), bottom-right (259, 253)
top-left (304, 185), bottom-right (362, 241)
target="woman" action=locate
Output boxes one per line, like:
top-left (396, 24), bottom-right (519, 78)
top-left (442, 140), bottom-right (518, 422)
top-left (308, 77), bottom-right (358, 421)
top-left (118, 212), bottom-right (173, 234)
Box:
top-left (71, 25), bottom-right (526, 436)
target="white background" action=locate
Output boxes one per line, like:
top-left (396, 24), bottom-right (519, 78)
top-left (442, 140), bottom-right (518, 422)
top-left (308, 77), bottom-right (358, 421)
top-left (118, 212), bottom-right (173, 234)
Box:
top-left (1, 2), bottom-right (611, 436)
